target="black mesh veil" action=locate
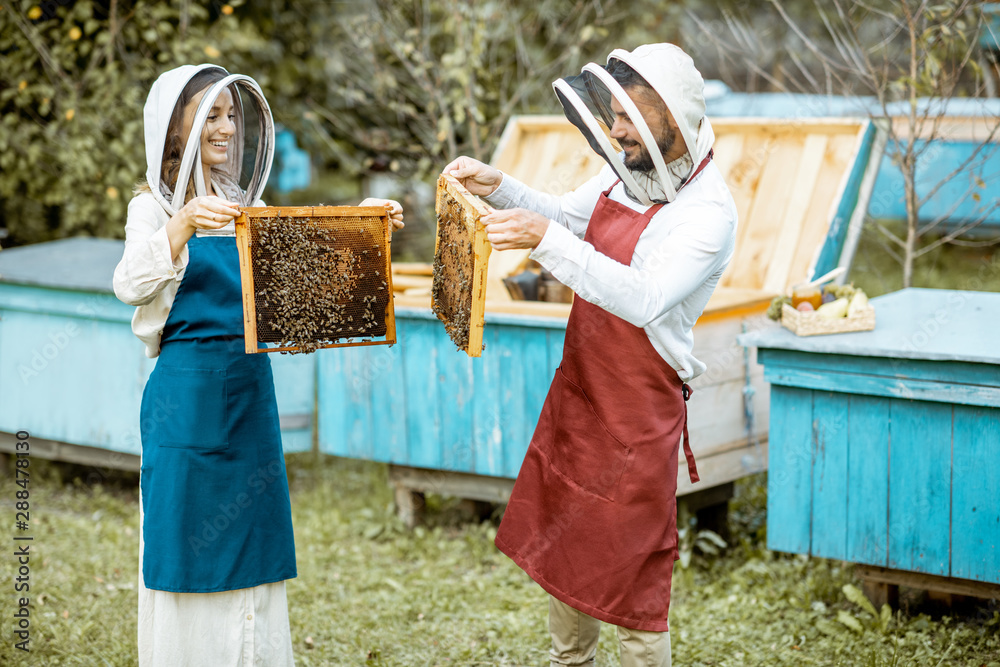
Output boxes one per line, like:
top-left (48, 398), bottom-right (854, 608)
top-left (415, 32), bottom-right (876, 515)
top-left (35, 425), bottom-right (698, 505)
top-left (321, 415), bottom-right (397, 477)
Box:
top-left (552, 68), bottom-right (657, 206)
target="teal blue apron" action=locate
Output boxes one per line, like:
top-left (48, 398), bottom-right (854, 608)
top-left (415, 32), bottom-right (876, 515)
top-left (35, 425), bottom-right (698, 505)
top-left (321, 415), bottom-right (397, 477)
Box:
top-left (139, 234), bottom-right (296, 593)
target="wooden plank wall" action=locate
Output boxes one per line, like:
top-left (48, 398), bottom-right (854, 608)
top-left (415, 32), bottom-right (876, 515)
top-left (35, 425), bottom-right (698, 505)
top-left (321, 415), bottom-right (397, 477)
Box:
top-left (489, 116), bottom-right (869, 296)
top-left (0, 284), bottom-right (315, 457)
top-left (763, 354), bottom-right (1000, 585)
top-left (718, 121), bottom-right (868, 291)
top-left (317, 310), bottom-right (563, 479)
top-left (319, 307), bottom-right (769, 494)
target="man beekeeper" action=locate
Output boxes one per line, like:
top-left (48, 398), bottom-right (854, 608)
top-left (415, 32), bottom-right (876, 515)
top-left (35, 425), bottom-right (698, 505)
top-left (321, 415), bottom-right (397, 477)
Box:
top-left (444, 43), bottom-right (738, 666)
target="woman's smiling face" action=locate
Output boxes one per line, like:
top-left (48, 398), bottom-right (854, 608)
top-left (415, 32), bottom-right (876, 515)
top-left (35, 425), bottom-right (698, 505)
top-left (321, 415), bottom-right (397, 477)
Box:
top-left (181, 86), bottom-right (236, 168)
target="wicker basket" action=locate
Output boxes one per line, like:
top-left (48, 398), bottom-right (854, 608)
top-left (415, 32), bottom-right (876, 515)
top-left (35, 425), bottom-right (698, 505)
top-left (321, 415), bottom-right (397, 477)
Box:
top-left (781, 302), bottom-right (876, 336)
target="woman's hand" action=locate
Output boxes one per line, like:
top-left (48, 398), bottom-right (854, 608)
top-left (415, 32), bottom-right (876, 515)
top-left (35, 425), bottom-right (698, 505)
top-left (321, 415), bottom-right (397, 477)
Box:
top-left (165, 196), bottom-right (242, 261)
top-left (177, 195), bottom-right (242, 232)
top-left (443, 157), bottom-right (503, 197)
top-left (360, 198), bottom-right (405, 231)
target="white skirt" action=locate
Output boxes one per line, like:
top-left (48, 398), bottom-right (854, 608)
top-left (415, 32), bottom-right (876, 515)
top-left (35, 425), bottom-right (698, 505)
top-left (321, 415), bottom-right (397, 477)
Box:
top-left (138, 497), bottom-right (295, 666)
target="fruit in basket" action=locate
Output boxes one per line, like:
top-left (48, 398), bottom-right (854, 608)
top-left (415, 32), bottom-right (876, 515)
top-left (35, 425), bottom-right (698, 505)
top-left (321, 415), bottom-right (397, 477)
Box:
top-left (848, 290), bottom-right (869, 316)
top-left (821, 290), bottom-right (836, 304)
top-left (816, 297), bottom-right (850, 319)
top-left (796, 302), bottom-right (814, 312)
top-left (825, 283), bottom-right (857, 300)
top-left (791, 286), bottom-right (822, 310)
top-left (767, 296), bottom-right (792, 321)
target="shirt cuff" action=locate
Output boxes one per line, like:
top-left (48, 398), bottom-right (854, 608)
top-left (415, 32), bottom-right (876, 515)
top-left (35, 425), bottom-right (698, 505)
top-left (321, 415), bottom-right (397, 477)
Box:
top-left (529, 220), bottom-right (577, 273)
top-left (482, 172), bottom-right (519, 210)
top-left (151, 225), bottom-right (187, 279)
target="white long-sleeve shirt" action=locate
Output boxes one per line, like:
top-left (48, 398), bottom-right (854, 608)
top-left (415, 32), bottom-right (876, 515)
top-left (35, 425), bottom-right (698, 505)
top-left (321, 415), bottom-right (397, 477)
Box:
top-left (484, 162), bottom-right (738, 381)
top-left (113, 186), bottom-right (260, 358)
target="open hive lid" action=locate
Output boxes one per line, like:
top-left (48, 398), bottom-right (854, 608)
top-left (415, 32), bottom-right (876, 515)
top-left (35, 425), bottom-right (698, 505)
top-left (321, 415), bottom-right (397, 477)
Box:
top-left (479, 115), bottom-right (875, 318)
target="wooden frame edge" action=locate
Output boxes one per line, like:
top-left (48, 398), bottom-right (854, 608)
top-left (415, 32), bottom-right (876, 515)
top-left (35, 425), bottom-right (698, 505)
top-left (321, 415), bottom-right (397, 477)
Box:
top-left (234, 213), bottom-right (262, 354)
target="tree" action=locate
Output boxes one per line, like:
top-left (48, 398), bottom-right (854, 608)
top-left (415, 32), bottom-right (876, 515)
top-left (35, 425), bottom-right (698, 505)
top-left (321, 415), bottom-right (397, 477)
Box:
top-left (0, 0), bottom-right (272, 245)
top-left (236, 0), bottom-right (678, 178)
top-left (690, 0), bottom-right (1000, 288)
top-left (0, 0), bottom-right (678, 248)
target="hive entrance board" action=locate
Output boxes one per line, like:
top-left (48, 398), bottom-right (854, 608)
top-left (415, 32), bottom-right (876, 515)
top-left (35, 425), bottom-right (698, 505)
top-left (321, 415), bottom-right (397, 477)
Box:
top-left (432, 175), bottom-right (492, 356)
top-left (234, 206), bottom-right (395, 354)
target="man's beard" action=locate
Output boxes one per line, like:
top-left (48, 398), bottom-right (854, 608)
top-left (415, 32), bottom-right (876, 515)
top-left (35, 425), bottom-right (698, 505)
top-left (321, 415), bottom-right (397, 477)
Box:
top-left (621, 123), bottom-right (677, 172)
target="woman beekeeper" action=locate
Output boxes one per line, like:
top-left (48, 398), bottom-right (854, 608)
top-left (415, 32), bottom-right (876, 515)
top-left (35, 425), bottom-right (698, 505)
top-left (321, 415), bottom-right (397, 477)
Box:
top-left (114, 64), bottom-right (402, 666)
top-left (446, 43), bottom-right (737, 666)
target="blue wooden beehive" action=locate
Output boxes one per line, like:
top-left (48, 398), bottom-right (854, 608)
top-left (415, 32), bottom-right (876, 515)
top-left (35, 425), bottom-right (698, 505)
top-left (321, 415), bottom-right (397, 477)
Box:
top-left (323, 116), bottom-right (882, 501)
top-left (741, 288), bottom-right (1000, 587)
top-left (0, 238), bottom-right (315, 463)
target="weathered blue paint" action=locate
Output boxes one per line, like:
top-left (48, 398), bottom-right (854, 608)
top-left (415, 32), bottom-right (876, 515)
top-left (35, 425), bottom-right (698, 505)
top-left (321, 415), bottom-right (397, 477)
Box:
top-left (316, 308), bottom-right (566, 479)
top-left (0, 239), bottom-right (315, 456)
top-left (810, 391), bottom-right (849, 561)
top-left (888, 400), bottom-right (952, 577)
top-left (845, 395), bottom-right (890, 567)
top-left (868, 139), bottom-right (1000, 229)
top-left (952, 405), bottom-right (1000, 582)
top-left (765, 385), bottom-right (813, 555)
top-left (812, 121), bottom-right (877, 280)
top-left (741, 288), bottom-right (1000, 585)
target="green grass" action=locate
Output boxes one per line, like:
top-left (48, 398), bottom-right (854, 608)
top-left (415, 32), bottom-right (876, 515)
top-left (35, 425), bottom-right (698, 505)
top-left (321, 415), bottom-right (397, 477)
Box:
top-left (849, 221), bottom-right (1000, 297)
top-left (1, 455), bottom-right (998, 666)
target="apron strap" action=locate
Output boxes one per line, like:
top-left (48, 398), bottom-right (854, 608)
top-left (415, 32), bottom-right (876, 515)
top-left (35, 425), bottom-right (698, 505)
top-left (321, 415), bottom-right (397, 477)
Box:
top-left (602, 179), bottom-right (666, 220)
top-left (681, 383), bottom-right (700, 484)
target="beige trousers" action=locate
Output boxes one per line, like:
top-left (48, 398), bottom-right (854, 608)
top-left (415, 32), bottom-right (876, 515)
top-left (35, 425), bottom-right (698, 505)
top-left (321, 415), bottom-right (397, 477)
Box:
top-left (548, 596), bottom-right (671, 667)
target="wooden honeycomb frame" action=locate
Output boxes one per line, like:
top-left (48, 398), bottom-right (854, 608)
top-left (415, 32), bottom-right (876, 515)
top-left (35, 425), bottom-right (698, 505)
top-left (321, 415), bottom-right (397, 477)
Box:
top-left (235, 205), bottom-right (396, 354)
top-left (432, 175), bottom-right (492, 357)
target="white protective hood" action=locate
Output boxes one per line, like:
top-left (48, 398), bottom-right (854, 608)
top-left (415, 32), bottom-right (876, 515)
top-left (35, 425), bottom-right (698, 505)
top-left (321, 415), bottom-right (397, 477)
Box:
top-left (143, 63), bottom-right (275, 218)
top-left (553, 43), bottom-right (715, 205)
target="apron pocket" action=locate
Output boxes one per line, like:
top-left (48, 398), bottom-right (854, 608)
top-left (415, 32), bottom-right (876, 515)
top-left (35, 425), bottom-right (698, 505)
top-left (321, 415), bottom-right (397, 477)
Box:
top-left (149, 367), bottom-right (229, 451)
top-left (544, 368), bottom-right (631, 502)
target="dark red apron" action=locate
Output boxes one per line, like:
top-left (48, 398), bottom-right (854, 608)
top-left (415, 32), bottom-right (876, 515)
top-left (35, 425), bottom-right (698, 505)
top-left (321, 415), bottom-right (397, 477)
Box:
top-left (494, 162), bottom-right (709, 632)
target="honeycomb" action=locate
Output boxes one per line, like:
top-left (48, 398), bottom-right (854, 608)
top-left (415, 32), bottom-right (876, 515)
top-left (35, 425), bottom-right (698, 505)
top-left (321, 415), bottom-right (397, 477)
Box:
top-left (432, 190), bottom-right (475, 351)
top-left (242, 210), bottom-right (392, 353)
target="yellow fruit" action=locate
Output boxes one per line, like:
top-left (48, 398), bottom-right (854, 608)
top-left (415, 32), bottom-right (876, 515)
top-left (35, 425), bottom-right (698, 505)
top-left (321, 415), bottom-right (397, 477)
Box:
top-left (69, 26), bottom-right (81, 40)
top-left (816, 297), bottom-right (849, 319)
top-left (27, 6), bottom-right (42, 20)
top-left (848, 290), bottom-right (869, 316)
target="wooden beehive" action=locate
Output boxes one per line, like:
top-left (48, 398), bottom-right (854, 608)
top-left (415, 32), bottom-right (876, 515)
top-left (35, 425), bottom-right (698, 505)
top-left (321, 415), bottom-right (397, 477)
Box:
top-left (488, 115), bottom-right (877, 301)
top-left (432, 174), bottom-right (492, 356)
top-left (235, 206), bottom-right (395, 354)
top-left (378, 115), bottom-right (879, 502)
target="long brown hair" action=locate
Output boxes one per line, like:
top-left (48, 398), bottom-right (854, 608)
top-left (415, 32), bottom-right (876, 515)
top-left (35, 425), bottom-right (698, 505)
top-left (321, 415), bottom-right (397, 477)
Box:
top-left (135, 68), bottom-right (229, 202)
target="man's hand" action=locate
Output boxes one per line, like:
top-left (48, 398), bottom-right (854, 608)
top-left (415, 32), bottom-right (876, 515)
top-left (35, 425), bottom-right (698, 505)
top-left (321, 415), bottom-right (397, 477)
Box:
top-left (480, 208), bottom-right (550, 251)
top-left (443, 156), bottom-right (503, 197)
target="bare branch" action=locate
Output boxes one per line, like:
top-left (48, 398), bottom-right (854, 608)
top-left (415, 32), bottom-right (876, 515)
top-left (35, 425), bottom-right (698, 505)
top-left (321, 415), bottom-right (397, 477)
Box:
top-left (915, 206), bottom-right (1000, 256)
top-left (875, 220), bottom-right (907, 249)
top-left (917, 125), bottom-right (1000, 207)
top-left (864, 221), bottom-right (905, 264)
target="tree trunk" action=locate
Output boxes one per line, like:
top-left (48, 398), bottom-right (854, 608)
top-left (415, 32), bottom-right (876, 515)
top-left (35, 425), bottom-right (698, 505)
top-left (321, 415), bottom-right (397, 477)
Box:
top-left (902, 165), bottom-right (919, 289)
